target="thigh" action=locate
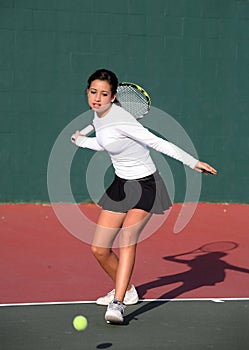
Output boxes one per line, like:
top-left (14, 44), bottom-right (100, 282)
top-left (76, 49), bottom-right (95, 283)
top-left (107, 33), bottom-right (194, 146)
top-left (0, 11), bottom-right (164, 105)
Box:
top-left (118, 209), bottom-right (152, 247)
top-left (123, 209), bottom-right (152, 228)
top-left (92, 210), bottom-right (127, 248)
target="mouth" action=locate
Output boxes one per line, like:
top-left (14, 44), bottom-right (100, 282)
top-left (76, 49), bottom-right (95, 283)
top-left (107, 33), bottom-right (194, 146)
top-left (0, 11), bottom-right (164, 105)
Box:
top-left (91, 102), bottom-right (111, 115)
top-left (92, 103), bottom-right (101, 109)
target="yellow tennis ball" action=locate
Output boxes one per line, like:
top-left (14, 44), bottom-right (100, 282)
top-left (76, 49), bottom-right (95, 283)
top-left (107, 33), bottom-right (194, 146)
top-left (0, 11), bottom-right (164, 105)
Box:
top-left (73, 315), bottom-right (88, 331)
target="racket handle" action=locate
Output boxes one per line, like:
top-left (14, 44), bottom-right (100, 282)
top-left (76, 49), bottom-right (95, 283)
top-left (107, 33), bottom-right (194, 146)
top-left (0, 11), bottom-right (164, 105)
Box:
top-left (79, 124), bottom-right (94, 135)
top-left (71, 124), bottom-right (94, 141)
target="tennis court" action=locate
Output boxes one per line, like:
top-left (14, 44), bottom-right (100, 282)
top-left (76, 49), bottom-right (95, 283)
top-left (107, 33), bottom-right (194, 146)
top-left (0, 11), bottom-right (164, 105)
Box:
top-left (1, 203), bottom-right (249, 349)
top-left (1, 0), bottom-right (249, 349)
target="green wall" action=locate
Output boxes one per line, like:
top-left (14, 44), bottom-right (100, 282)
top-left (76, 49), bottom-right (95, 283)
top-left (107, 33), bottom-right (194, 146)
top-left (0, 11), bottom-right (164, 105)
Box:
top-left (1, 0), bottom-right (249, 203)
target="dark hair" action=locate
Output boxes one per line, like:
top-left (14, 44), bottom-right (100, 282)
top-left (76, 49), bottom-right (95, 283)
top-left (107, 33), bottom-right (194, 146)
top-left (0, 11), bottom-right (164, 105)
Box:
top-left (87, 68), bottom-right (118, 96)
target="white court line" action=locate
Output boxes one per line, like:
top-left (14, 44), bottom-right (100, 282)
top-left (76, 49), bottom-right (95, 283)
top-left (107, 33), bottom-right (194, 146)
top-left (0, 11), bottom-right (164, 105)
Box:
top-left (1, 297), bottom-right (249, 307)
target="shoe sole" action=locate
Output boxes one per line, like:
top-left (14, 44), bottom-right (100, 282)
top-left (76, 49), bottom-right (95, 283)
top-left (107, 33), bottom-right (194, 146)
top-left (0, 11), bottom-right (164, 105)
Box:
top-left (97, 298), bottom-right (138, 306)
top-left (124, 296), bottom-right (139, 305)
top-left (105, 314), bottom-right (124, 324)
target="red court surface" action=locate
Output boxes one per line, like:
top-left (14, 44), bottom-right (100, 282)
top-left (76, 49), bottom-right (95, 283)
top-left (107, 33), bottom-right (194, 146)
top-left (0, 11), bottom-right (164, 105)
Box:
top-left (1, 203), bottom-right (249, 305)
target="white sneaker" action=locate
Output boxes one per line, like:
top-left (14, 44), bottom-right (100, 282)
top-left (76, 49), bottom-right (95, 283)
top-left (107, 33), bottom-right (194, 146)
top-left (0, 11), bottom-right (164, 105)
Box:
top-left (96, 284), bottom-right (139, 306)
top-left (96, 289), bottom-right (115, 306)
top-left (105, 299), bottom-right (125, 324)
top-left (124, 284), bottom-right (139, 305)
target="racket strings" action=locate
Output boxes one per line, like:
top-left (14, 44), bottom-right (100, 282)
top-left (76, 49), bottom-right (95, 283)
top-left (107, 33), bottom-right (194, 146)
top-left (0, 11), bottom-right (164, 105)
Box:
top-left (117, 85), bottom-right (149, 118)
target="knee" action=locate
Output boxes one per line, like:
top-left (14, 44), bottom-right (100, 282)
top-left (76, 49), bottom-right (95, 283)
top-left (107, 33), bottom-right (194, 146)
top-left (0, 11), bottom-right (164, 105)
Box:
top-left (91, 245), bottom-right (111, 261)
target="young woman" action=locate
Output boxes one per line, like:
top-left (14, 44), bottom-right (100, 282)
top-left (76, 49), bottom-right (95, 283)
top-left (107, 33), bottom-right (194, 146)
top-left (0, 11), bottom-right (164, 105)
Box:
top-left (72, 69), bottom-right (217, 324)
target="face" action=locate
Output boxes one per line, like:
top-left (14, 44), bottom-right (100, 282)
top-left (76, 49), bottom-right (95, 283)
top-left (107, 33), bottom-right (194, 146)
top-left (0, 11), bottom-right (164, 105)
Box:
top-left (87, 79), bottom-right (116, 116)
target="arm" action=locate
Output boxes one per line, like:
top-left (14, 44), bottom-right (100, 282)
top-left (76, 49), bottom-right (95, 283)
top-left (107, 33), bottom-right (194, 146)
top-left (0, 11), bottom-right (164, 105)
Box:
top-left (163, 255), bottom-right (189, 264)
top-left (225, 263), bottom-right (249, 274)
top-left (71, 131), bottom-right (104, 151)
top-left (116, 122), bottom-right (198, 169)
top-left (117, 121), bottom-right (217, 174)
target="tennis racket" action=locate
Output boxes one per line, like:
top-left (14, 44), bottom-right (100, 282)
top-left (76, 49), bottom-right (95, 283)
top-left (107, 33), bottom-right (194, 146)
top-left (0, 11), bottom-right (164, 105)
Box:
top-left (173, 241), bottom-right (238, 257)
top-left (71, 82), bottom-right (151, 141)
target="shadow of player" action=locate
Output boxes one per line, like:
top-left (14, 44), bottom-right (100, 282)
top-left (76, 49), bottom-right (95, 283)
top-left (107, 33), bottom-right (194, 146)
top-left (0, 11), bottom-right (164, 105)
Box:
top-left (125, 248), bottom-right (249, 324)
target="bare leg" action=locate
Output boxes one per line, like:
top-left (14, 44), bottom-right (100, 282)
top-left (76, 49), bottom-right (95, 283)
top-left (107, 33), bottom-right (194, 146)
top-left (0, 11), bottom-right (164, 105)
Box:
top-left (114, 209), bottom-right (152, 302)
top-left (91, 210), bottom-right (126, 283)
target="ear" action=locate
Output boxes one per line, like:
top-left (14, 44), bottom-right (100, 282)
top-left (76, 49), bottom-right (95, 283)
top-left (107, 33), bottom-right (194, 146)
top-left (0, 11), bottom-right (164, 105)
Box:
top-left (111, 93), bottom-right (117, 102)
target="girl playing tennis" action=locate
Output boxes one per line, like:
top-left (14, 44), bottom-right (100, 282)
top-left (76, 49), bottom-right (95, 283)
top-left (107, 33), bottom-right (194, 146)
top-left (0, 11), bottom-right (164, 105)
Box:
top-left (71, 68), bottom-right (217, 324)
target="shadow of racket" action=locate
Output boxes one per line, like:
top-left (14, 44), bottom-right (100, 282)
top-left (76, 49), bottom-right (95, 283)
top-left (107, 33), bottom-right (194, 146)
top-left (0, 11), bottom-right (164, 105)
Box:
top-left (171, 241), bottom-right (238, 257)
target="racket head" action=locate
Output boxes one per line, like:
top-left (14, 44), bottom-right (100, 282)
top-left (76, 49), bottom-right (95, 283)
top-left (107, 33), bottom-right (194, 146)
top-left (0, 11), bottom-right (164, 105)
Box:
top-left (116, 82), bottom-right (151, 119)
top-left (199, 241), bottom-right (238, 253)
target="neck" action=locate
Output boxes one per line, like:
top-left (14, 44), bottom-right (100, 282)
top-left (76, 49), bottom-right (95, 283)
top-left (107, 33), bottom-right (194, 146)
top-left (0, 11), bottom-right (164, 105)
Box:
top-left (96, 103), bottom-right (112, 118)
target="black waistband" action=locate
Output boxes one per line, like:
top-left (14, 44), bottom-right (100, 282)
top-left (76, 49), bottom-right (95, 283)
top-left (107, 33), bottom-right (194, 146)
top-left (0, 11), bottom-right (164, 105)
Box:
top-left (115, 170), bottom-right (160, 182)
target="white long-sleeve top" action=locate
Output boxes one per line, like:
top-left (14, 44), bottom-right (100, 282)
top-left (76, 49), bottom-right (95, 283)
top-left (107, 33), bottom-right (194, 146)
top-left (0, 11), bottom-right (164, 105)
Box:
top-left (75, 104), bottom-right (198, 180)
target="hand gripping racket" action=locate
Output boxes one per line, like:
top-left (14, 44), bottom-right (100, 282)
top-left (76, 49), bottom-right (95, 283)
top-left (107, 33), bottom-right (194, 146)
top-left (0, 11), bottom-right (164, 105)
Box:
top-left (71, 82), bottom-right (151, 141)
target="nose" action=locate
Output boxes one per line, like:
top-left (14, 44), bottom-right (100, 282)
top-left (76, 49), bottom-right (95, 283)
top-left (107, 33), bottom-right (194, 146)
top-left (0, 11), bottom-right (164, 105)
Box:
top-left (95, 92), bottom-right (101, 101)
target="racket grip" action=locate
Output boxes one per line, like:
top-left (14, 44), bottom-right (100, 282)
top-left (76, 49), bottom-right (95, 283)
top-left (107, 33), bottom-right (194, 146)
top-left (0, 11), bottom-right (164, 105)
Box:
top-left (71, 124), bottom-right (94, 142)
top-left (80, 124), bottom-right (94, 135)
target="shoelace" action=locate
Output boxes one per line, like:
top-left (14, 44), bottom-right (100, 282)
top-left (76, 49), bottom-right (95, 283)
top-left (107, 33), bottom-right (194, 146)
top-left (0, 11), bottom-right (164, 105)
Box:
top-left (108, 299), bottom-right (125, 312)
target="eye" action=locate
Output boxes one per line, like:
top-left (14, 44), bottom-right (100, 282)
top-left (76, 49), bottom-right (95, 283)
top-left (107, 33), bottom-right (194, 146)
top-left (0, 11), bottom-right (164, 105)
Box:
top-left (90, 90), bottom-right (96, 94)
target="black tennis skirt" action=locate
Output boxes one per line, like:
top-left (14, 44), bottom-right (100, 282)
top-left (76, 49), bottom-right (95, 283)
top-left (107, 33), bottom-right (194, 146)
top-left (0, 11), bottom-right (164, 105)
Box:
top-left (98, 170), bottom-right (172, 214)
